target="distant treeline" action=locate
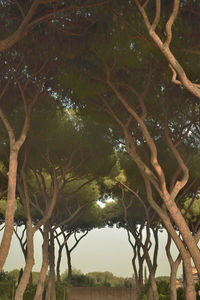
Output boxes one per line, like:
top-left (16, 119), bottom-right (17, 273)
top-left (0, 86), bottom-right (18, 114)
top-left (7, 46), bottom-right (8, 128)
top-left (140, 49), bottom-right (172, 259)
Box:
top-left (0, 269), bottom-right (134, 300)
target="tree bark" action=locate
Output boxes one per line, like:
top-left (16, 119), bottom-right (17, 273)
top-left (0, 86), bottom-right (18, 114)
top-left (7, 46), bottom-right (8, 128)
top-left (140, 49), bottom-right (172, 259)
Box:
top-left (107, 76), bottom-right (200, 275)
top-left (183, 255), bottom-right (196, 300)
top-left (127, 230), bottom-right (142, 300)
top-left (143, 178), bottom-right (197, 299)
top-left (166, 233), bottom-right (181, 300)
top-left (45, 230), bottom-right (56, 300)
top-left (147, 286), bottom-right (153, 300)
top-left (14, 220), bottom-right (34, 300)
top-left (145, 253), bottom-right (159, 300)
top-left (0, 83), bottom-right (30, 271)
top-left (0, 149), bottom-right (18, 271)
top-left (133, 0), bottom-right (200, 99)
top-left (126, 130), bottom-right (200, 275)
top-left (34, 223), bottom-right (50, 300)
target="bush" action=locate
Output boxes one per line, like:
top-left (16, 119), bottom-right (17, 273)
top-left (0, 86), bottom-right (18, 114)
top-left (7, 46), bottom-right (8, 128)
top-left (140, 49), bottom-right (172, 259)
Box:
top-left (0, 271), bottom-right (15, 300)
top-left (23, 284), bottom-right (37, 300)
top-left (56, 282), bottom-right (68, 300)
top-left (140, 279), bottom-right (170, 300)
top-left (177, 287), bottom-right (185, 300)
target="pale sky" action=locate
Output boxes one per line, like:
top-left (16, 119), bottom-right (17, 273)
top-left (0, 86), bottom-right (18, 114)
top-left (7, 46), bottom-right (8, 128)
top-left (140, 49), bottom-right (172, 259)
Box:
top-left (0, 226), bottom-right (182, 278)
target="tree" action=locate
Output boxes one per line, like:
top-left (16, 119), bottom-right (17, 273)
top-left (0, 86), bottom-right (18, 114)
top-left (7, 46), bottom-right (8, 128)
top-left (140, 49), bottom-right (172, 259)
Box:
top-left (55, 202), bottom-right (104, 288)
top-left (103, 159), bottom-right (160, 300)
top-left (0, 0), bottom-right (112, 52)
top-left (0, 0), bottom-right (113, 274)
top-left (56, 8), bottom-right (200, 297)
top-left (14, 107), bottom-right (114, 300)
top-left (0, 47), bottom-right (50, 272)
top-left (43, 182), bottom-right (102, 300)
top-left (132, 0), bottom-right (200, 99)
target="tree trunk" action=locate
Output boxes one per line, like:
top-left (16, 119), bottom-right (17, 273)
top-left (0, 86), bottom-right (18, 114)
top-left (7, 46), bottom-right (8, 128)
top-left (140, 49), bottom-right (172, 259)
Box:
top-left (147, 286), bottom-right (153, 300)
top-left (124, 123), bottom-right (200, 275)
top-left (56, 243), bottom-right (64, 285)
top-left (183, 255), bottom-right (196, 300)
top-left (45, 231), bottom-right (56, 300)
top-left (166, 233), bottom-right (181, 300)
top-left (138, 252), bottom-right (144, 291)
top-left (170, 266), bottom-right (178, 300)
top-left (163, 197), bottom-right (200, 276)
top-left (34, 223), bottom-right (49, 300)
top-left (0, 96), bottom-right (30, 272)
top-left (131, 252), bottom-right (140, 300)
top-left (15, 220), bottom-right (34, 300)
top-left (29, 272), bottom-right (33, 285)
top-left (145, 254), bottom-right (159, 300)
top-left (143, 178), bottom-right (200, 279)
top-left (0, 149), bottom-right (18, 271)
top-left (65, 243), bottom-right (72, 288)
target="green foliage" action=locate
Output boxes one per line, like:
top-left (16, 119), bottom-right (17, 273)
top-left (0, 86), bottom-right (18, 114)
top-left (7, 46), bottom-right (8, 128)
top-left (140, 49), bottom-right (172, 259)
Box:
top-left (177, 287), bottom-right (186, 300)
top-left (0, 271), bottom-right (15, 300)
top-left (55, 282), bottom-right (68, 300)
top-left (7, 269), bottom-right (19, 283)
top-left (140, 278), bottom-right (170, 300)
top-left (23, 284), bottom-right (37, 300)
top-left (61, 269), bottom-right (134, 288)
top-left (196, 282), bottom-right (200, 300)
top-left (181, 197), bottom-right (200, 223)
top-left (0, 198), bottom-right (26, 221)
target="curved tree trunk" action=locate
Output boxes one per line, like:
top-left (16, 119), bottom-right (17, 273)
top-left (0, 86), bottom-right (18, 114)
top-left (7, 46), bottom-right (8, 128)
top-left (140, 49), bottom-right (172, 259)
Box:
top-left (166, 233), bottom-right (181, 300)
top-left (145, 254), bottom-right (159, 300)
top-left (127, 230), bottom-right (142, 300)
top-left (34, 223), bottom-right (50, 300)
top-left (143, 179), bottom-right (197, 300)
top-left (0, 92), bottom-right (30, 272)
top-left (0, 150), bottom-right (18, 271)
top-left (14, 220), bottom-right (34, 300)
top-left (45, 230), bottom-right (56, 300)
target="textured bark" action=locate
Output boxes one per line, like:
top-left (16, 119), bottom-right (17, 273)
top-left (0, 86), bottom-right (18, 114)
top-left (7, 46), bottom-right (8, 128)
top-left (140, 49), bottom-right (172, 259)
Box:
top-left (34, 223), bottom-right (50, 300)
top-left (183, 255), bottom-right (196, 300)
top-left (14, 220), bottom-right (34, 300)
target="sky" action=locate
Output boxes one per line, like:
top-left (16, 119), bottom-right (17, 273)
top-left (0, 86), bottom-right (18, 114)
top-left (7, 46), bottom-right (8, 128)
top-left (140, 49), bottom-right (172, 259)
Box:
top-left (0, 226), bottom-right (182, 278)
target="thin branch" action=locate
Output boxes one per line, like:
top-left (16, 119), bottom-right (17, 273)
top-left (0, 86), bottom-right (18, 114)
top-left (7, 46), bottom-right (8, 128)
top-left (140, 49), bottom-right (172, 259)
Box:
top-left (151, 0), bottom-right (161, 31)
top-left (165, 0), bottom-right (180, 47)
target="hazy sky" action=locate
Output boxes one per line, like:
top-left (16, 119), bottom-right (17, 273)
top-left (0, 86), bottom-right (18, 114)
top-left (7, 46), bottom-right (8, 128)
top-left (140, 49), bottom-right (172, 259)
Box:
top-left (1, 226), bottom-right (182, 278)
